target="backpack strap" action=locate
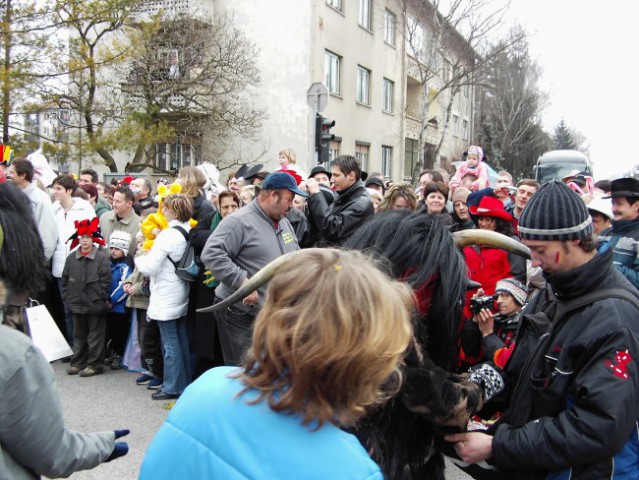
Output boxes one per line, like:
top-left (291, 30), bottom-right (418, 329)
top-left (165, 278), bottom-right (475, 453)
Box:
top-left (553, 288), bottom-right (639, 326)
top-left (168, 225), bottom-right (189, 265)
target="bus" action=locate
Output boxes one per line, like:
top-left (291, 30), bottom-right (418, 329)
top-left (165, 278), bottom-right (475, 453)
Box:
top-left (534, 150), bottom-right (593, 185)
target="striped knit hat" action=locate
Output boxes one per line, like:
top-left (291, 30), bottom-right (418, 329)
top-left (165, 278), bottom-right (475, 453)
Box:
top-left (518, 181), bottom-right (593, 241)
top-left (495, 278), bottom-right (528, 306)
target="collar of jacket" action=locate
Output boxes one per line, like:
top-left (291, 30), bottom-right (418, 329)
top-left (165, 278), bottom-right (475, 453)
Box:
top-left (335, 179), bottom-right (366, 204)
top-left (546, 248), bottom-right (613, 300)
top-left (110, 209), bottom-right (137, 224)
top-left (74, 245), bottom-right (98, 259)
top-left (250, 199), bottom-right (279, 229)
top-left (611, 218), bottom-right (639, 234)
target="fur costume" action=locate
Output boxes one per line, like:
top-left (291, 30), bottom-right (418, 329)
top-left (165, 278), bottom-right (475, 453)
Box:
top-left (344, 211), bottom-right (486, 480)
top-left (0, 183), bottom-right (49, 331)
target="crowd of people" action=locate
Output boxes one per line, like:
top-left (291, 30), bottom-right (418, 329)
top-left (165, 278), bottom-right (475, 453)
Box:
top-left (1, 144), bottom-right (639, 479)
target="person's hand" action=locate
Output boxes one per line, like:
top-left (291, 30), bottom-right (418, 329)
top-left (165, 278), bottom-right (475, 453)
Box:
top-left (106, 429), bottom-right (130, 462)
top-left (106, 301), bottom-right (113, 310)
top-left (240, 277), bottom-right (258, 306)
top-left (473, 288), bottom-right (485, 298)
top-left (243, 290), bottom-right (258, 306)
top-left (477, 309), bottom-right (494, 337)
top-left (151, 228), bottom-right (161, 236)
top-left (444, 432), bottom-right (493, 464)
top-left (305, 178), bottom-right (320, 195)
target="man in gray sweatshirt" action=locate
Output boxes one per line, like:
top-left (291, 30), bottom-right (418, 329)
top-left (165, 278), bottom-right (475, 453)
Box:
top-left (201, 172), bottom-right (307, 365)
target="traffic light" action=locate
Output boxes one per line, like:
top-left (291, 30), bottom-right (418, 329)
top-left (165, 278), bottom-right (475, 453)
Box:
top-left (315, 113), bottom-right (335, 164)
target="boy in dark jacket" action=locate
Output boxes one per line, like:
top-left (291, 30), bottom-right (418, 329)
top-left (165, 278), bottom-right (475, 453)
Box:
top-left (62, 219), bottom-right (111, 377)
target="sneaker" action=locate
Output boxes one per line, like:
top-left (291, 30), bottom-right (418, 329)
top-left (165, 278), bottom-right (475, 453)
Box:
top-left (136, 373), bottom-right (154, 385)
top-left (151, 390), bottom-right (180, 400)
top-left (79, 367), bottom-right (103, 377)
top-left (147, 377), bottom-right (163, 390)
top-left (67, 366), bottom-right (81, 375)
top-left (110, 354), bottom-right (123, 370)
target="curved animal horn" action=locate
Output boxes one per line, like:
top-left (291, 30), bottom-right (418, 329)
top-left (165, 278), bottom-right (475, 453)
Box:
top-left (197, 248), bottom-right (328, 314)
top-left (452, 230), bottom-right (531, 259)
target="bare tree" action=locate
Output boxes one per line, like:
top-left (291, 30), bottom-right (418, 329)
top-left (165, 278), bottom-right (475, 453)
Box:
top-left (476, 26), bottom-right (550, 178)
top-left (116, 10), bottom-right (264, 172)
top-left (400, 0), bottom-right (516, 178)
top-left (0, 0), bottom-right (57, 143)
top-left (40, 0), bottom-right (141, 172)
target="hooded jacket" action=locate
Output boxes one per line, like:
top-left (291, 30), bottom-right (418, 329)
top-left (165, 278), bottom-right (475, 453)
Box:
top-left (491, 250), bottom-right (639, 479)
top-left (599, 219), bottom-right (639, 289)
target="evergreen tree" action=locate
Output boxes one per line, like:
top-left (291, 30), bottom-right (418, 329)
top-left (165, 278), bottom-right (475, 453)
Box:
top-left (553, 119), bottom-right (577, 149)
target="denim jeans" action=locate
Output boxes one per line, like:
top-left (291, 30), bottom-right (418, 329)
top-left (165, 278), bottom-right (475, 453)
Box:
top-left (215, 301), bottom-right (256, 366)
top-left (155, 317), bottom-right (191, 395)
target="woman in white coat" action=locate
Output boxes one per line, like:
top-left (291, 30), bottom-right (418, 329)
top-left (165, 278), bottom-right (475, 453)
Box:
top-left (135, 194), bottom-right (192, 400)
top-left (51, 175), bottom-right (95, 342)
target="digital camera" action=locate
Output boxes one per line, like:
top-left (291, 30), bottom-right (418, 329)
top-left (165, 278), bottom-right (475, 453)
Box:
top-left (469, 294), bottom-right (496, 315)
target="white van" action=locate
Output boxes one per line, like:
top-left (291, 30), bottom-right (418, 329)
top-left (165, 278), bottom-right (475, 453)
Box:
top-left (534, 150), bottom-right (593, 185)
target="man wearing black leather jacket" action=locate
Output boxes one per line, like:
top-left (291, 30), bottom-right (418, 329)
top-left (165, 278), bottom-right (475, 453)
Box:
top-left (303, 155), bottom-right (373, 246)
top-left (446, 181), bottom-right (639, 480)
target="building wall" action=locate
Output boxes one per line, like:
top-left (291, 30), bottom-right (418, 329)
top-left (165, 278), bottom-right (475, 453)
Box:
top-left (214, 0), bottom-right (314, 173)
top-left (312, 0), bottom-right (404, 179)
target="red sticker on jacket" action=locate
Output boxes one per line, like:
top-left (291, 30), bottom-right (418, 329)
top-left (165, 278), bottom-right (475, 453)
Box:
top-left (604, 350), bottom-right (633, 380)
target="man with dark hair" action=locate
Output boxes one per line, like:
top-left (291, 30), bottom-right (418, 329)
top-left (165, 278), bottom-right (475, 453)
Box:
top-left (79, 169), bottom-right (99, 185)
top-left (201, 172), bottom-right (306, 366)
top-left (304, 155), bottom-right (373, 246)
top-left (130, 177), bottom-right (156, 215)
top-left (99, 186), bottom-right (140, 257)
top-left (447, 181), bottom-right (639, 479)
top-left (7, 158), bottom-right (58, 261)
top-left (599, 177), bottom-right (639, 288)
top-left (505, 178), bottom-right (541, 232)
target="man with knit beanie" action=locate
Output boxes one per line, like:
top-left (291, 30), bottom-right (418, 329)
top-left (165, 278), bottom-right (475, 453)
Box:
top-left (446, 181), bottom-right (639, 479)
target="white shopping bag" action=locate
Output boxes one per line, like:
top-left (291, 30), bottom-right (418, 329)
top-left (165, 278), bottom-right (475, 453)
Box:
top-left (26, 304), bottom-right (72, 362)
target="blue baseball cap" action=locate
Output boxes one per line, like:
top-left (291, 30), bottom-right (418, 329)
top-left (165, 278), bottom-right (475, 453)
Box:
top-left (261, 172), bottom-right (308, 197)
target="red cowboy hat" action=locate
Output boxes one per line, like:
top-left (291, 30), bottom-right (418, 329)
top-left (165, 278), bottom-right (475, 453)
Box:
top-left (469, 195), bottom-right (513, 221)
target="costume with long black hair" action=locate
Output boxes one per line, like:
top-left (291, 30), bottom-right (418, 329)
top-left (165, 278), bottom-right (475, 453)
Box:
top-left (0, 182), bottom-right (49, 331)
top-left (344, 211), bottom-right (485, 480)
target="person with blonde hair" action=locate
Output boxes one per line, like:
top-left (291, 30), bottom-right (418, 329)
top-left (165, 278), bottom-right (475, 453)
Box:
top-left (140, 248), bottom-right (413, 479)
top-left (239, 184), bottom-right (259, 206)
top-left (135, 193), bottom-right (194, 400)
top-left (275, 147), bottom-right (307, 179)
top-left (176, 166), bottom-right (214, 224)
top-left (378, 182), bottom-right (418, 212)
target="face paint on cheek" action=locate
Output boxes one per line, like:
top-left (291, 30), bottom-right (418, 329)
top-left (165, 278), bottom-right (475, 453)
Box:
top-left (555, 251), bottom-right (560, 264)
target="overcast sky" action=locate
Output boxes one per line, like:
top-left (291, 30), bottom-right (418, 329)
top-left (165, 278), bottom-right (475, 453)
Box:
top-left (504, 1), bottom-right (638, 179)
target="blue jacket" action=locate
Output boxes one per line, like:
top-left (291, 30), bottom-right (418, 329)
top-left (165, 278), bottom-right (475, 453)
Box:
top-left (600, 219), bottom-right (639, 289)
top-left (109, 257), bottom-right (132, 314)
top-left (139, 367), bottom-right (383, 480)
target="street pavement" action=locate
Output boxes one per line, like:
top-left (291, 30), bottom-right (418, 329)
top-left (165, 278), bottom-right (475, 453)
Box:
top-left (51, 360), bottom-right (472, 479)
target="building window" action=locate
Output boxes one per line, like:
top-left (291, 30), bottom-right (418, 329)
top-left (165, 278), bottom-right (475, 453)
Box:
top-left (407, 16), bottom-right (425, 61)
top-left (358, 0), bottom-right (372, 30)
top-left (382, 146), bottom-right (393, 178)
top-left (355, 142), bottom-right (370, 171)
top-left (404, 138), bottom-right (419, 180)
top-left (356, 66), bottom-right (370, 105)
top-left (382, 78), bottom-right (394, 113)
top-left (384, 9), bottom-right (396, 45)
top-left (463, 119), bottom-right (469, 140)
top-left (328, 139), bottom-right (340, 163)
top-left (325, 51), bottom-right (341, 94)
top-left (326, 0), bottom-right (343, 12)
top-left (452, 114), bottom-right (459, 137)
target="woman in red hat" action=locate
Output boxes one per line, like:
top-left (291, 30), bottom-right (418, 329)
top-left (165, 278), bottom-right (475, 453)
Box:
top-left (458, 195), bottom-right (525, 368)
